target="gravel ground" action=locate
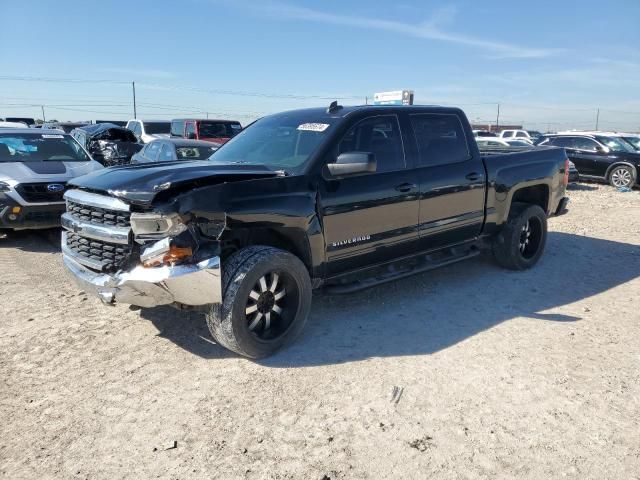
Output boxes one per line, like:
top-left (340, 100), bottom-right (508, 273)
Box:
top-left (1, 183), bottom-right (639, 480)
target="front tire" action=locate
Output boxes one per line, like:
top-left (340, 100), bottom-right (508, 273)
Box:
top-left (608, 165), bottom-right (636, 188)
top-left (206, 246), bottom-right (312, 358)
top-left (492, 203), bottom-right (547, 270)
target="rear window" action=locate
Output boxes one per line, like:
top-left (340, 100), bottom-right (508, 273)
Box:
top-left (0, 133), bottom-right (91, 162)
top-left (144, 122), bottom-right (170, 135)
top-left (176, 146), bottom-right (217, 160)
top-left (410, 114), bottom-right (471, 166)
top-left (198, 121), bottom-right (242, 139)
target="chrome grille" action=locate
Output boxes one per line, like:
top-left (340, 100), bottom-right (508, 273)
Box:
top-left (65, 232), bottom-right (130, 270)
top-left (67, 199), bottom-right (131, 227)
top-left (62, 189), bottom-right (133, 272)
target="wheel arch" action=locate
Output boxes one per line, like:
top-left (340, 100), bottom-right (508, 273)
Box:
top-left (221, 226), bottom-right (314, 274)
top-left (508, 183), bottom-right (550, 216)
top-left (604, 162), bottom-right (638, 183)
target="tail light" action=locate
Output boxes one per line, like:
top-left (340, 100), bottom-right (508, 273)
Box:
top-left (563, 159), bottom-right (569, 186)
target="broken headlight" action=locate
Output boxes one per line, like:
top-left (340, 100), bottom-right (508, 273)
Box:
top-left (130, 212), bottom-right (187, 240)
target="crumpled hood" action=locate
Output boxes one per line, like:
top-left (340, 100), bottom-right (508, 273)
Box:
top-left (68, 160), bottom-right (281, 206)
top-left (0, 160), bottom-right (103, 184)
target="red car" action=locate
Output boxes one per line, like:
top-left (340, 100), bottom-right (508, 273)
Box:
top-left (170, 119), bottom-right (242, 144)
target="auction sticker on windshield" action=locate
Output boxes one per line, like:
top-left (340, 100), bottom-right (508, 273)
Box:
top-left (297, 123), bottom-right (330, 132)
top-left (42, 134), bottom-right (64, 139)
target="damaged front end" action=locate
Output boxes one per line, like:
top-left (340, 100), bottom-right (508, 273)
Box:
top-left (61, 189), bottom-right (224, 308)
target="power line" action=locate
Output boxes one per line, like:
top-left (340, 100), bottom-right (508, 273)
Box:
top-left (0, 75), bottom-right (364, 101)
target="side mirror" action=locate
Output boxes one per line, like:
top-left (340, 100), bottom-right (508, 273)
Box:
top-left (595, 145), bottom-right (609, 154)
top-left (327, 152), bottom-right (376, 177)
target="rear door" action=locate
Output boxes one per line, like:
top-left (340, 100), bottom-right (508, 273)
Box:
top-left (319, 114), bottom-right (420, 276)
top-left (408, 113), bottom-right (486, 251)
top-left (551, 137), bottom-right (597, 175)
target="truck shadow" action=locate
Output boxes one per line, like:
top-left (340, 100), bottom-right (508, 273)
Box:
top-left (141, 231), bottom-right (638, 366)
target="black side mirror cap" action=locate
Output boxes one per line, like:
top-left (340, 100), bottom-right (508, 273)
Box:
top-left (327, 152), bottom-right (376, 177)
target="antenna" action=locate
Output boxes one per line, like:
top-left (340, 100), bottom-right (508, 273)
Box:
top-left (326, 101), bottom-right (343, 114)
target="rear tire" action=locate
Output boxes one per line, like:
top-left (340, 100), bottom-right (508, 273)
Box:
top-left (608, 165), bottom-right (636, 188)
top-left (492, 203), bottom-right (547, 270)
top-left (206, 246), bottom-right (312, 358)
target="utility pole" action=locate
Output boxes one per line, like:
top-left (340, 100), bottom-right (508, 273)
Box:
top-left (495, 103), bottom-right (500, 132)
top-left (365, 96), bottom-right (368, 105)
top-left (595, 108), bottom-right (600, 130)
top-left (41, 105), bottom-right (46, 123)
top-left (132, 81), bottom-right (137, 119)
top-left (206, 112), bottom-right (209, 119)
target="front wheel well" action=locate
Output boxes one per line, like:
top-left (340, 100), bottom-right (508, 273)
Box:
top-left (510, 184), bottom-right (550, 214)
top-left (220, 227), bottom-right (312, 273)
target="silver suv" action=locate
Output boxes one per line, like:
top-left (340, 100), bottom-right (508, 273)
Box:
top-left (0, 129), bottom-right (103, 231)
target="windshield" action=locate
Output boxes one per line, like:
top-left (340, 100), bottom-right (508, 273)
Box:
top-left (0, 133), bottom-right (91, 162)
top-left (144, 122), bottom-right (170, 135)
top-left (176, 146), bottom-right (217, 160)
top-left (622, 136), bottom-right (640, 151)
top-left (211, 112), bottom-right (337, 171)
top-left (595, 135), bottom-right (635, 153)
top-left (198, 121), bottom-right (242, 139)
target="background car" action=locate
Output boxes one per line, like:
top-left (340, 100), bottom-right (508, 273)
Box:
top-left (125, 119), bottom-right (171, 144)
top-left (170, 118), bottom-right (242, 144)
top-left (499, 129), bottom-right (539, 142)
top-left (504, 139), bottom-right (534, 147)
top-left (0, 121), bottom-right (30, 129)
top-left (3, 117), bottom-right (35, 127)
top-left (476, 138), bottom-right (511, 147)
top-left (538, 133), bottom-right (639, 188)
top-left (0, 128), bottom-right (103, 231)
top-left (41, 122), bottom-right (90, 133)
top-left (71, 123), bottom-right (142, 166)
top-left (130, 138), bottom-right (220, 164)
top-left (472, 129), bottom-right (497, 137)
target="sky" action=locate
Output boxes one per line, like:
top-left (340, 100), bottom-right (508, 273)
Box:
top-left (1, 0), bottom-right (639, 131)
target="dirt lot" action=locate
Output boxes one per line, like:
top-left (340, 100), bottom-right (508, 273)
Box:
top-left (1, 184), bottom-right (639, 480)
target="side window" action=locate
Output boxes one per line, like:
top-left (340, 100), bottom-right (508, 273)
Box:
top-left (337, 115), bottom-right (404, 173)
top-left (170, 120), bottom-right (184, 137)
top-left (145, 142), bottom-right (162, 161)
top-left (186, 122), bottom-right (196, 138)
top-left (131, 122), bottom-right (142, 136)
top-left (410, 114), bottom-right (470, 167)
top-left (551, 137), bottom-right (575, 148)
top-left (573, 137), bottom-right (598, 151)
top-left (159, 143), bottom-right (175, 162)
top-left (515, 131), bottom-right (527, 138)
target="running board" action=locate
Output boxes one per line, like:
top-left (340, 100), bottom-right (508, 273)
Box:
top-left (323, 246), bottom-right (480, 295)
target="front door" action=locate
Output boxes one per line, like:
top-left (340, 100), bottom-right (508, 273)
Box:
top-left (319, 114), bottom-right (420, 277)
top-left (407, 113), bottom-right (486, 251)
top-left (567, 136), bottom-right (606, 176)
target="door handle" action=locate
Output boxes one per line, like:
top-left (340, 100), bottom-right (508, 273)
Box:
top-left (395, 182), bottom-right (417, 193)
top-left (465, 172), bottom-right (480, 181)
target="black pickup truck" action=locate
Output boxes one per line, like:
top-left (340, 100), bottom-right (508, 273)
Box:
top-left (61, 104), bottom-right (569, 358)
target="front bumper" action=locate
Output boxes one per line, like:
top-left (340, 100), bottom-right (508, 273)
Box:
top-left (62, 252), bottom-right (222, 308)
top-left (0, 195), bottom-right (65, 230)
